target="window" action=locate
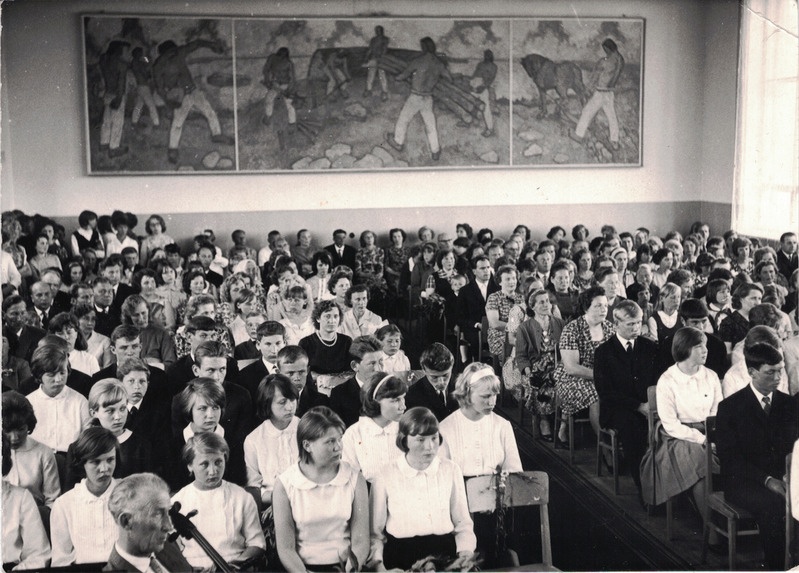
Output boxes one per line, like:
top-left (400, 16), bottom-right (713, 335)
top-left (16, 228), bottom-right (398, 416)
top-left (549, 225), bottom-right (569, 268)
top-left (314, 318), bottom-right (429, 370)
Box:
top-left (733, 0), bottom-right (798, 239)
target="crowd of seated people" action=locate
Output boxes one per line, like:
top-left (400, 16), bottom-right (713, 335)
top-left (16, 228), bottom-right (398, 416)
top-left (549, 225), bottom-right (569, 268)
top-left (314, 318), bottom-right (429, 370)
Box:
top-left (2, 207), bottom-right (799, 570)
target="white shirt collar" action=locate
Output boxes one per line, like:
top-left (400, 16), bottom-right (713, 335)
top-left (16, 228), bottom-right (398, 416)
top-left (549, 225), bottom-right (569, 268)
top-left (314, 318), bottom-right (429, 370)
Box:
top-left (114, 542), bottom-right (152, 573)
top-left (398, 454), bottom-right (441, 477)
top-left (261, 358), bottom-right (276, 373)
top-left (183, 424), bottom-right (225, 441)
top-left (355, 375), bottom-right (367, 388)
top-left (616, 334), bottom-right (635, 348)
top-left (749, 382), bottom-right (773, 404)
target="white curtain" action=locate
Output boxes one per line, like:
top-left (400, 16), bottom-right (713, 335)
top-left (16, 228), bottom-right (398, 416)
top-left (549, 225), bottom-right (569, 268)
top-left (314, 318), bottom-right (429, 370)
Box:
top-left (733, 0), bottom-right (799, 238)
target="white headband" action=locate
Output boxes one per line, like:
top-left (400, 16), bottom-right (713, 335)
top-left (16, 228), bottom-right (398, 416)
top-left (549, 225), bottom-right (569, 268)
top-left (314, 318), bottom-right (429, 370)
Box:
top-left (471, 366), bottom-right (497, 383)
top-left (372, 375), bottom-right (394, 399)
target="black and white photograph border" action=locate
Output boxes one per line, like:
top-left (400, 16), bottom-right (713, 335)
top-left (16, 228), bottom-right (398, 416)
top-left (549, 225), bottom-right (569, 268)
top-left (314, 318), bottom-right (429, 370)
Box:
top-left (82, 15), bottom-right (643, 174)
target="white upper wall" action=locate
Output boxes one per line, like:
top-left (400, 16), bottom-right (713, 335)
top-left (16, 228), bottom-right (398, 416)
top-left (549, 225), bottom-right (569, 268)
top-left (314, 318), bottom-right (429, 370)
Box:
top-left (0, 0), bottom-right (738, 216)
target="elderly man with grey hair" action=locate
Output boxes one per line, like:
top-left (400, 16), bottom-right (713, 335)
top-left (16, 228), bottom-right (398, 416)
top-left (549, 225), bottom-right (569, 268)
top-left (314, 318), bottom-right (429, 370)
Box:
top-left (105, 473), bottom-right (191, 572)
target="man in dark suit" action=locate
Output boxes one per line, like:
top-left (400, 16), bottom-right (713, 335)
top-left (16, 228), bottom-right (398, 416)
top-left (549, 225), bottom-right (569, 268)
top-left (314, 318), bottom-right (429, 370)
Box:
top-left (93, 325), bottom-right (167, 390)
top-left (92, 276), bottom-right (122, 337)
top-left (165, 316), bottom-right (238, 397)
top-left (330, 335), bottom-right (383, 427)
top-left (716, 343), bottom-right (797, 570)
top-left (776, 231), bottom-right (798, 281)
top-left (27, 281), bottom-right (61, 330)
top-left (118, 358), bottom-right (170, 446)
top-left (236, 321), bottom-right (285, 403)
top-left (594, 301), bottom-right (660, 495)
top-left (276, 345), bottom-right (328, 417)
top-left (101, 254), bottom-right (135, 318)
top-left (39, 268), bottom-right (72, 314)
top-left (456, 255), bottom-right (498, 363)
top-left (324, 229), bottom-right (357, 270)
top-left (3, 295), bottom-right (45, 361)
top-left (106, 473), bottom-right (192, 572)
top-left (676, 299), bottom-right (729, 379)
top-left (405, 343), bottom-right (458, 421)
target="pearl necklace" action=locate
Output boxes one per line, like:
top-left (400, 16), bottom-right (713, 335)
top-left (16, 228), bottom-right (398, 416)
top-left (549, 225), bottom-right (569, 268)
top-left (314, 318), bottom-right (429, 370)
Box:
top-left (317, 332), bottom-right (338, 347)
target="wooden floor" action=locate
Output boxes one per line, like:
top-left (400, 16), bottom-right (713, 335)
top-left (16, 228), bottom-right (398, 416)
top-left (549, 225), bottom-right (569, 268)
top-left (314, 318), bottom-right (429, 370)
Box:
top-left (497, 402), bottom-right (769, 571)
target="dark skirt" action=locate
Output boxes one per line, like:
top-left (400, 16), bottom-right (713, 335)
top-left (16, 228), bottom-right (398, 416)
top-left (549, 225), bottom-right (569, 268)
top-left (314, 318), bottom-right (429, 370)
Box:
top-left (384, 532), bottom-right (456, 570)
top-left (640, 421), bottom-right (709, 506)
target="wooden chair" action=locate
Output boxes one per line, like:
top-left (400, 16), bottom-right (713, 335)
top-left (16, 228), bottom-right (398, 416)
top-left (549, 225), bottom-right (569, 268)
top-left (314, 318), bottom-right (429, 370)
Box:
top-left (466, 471), bottom-right (555, 570)
top-left (554, 386), bottom-right (592, 465)
top-left (596, 426), bottom-right (621, 494)
top-left (645, 385), bottom-right (674, 539)
top-left (786, 452), bottom-right (795, 570)
top-left (701, 415), bottom-right (760, 570)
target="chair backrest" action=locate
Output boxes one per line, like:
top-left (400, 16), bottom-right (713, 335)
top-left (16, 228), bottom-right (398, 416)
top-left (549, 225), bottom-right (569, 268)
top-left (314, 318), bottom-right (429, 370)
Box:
top-left (787, 452), bottom-right (795, 569)
top-left (465, 471), bottom-right (552, 567)
top-left (480, 315), bottom-right (490, 362)
top-left (646, 385), bottom-right (658, 449)
top-left (705, 416), bottom-right (718, 496)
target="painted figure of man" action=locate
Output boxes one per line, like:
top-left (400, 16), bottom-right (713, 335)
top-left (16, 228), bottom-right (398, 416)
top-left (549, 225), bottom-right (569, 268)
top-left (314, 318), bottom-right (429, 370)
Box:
top-left (324, 50), bottom-right (351, 99)
top-left (262, 47), bottom-right (297, 128)
top-left (152, 39), bottom-right (234, 164)
top-left (385, 37), bottom-right (452, 161)
top-left (364, 26), bottom-right (389, 101)
top-left (99, 40), bottom-right (132, 158)
top-left (459, 49), bottom-right (497, 137)
top-left (130, 47), bottom-right (163, 128)
top-left (570, 38), bottom-right (624, 150)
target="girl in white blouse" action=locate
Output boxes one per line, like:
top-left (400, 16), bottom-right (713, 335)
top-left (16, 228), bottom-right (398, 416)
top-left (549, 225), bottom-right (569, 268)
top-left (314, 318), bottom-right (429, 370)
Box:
top-left (273, 406), bottom-right (369, 572)
top-left (244, 374), bottom-right (300, 505)
top-left (439, 362), bottom-right (523, 478)
top-left (342, 373), bottom-right (408, 483)
top-left (370, 407), bottom-right (475, 571)
top-left (48, 312), bottom-right (100, 377)
top-left (50, 427), bottom-right (119, 566)
top-left (649, 327), bottom-right (722, 514)
top-left (172, 432), bottom-right (266, 570)
top-left (376, 324), bottom-right (411, 374)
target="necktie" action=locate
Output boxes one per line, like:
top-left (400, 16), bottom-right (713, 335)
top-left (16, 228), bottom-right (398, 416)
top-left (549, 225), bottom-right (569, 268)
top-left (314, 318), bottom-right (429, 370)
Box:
top-left (440, 390), bottom-right (447, 407)
top-left (762, 396), bottom-right (771, 415)
top-left (626, 341), bottom-right (633, 354)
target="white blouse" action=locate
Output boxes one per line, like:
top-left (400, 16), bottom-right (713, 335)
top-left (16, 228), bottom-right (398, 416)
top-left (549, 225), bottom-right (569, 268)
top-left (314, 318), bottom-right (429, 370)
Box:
top-left (27, 387), bottom-right (90, 453)
top-left (69, 349), bottom-right (100, 377)
top-left (7, 437), bottom-right (60, 507)
top-left (656, 363), bottom-right (722, 444)
top-left (85, 331), bottom-right (114, 369)
top-left (244, 418), bottom-right (299, 502)
top-left (370, 456), bottom-right (475, 564)
top-left (50, 478), bottom-right (118, 566)
top-left (342, 418), bottom-right (403, 483)
top-left (2, 480), bottom-right (51, 570)
top-left (171, 481), bottom-right (265, 569)
top-left (278, 462), bottom-right (359, 566)
top-left (280, 317), bottom-right (315, 346)
top-left (338, 309), bottom-right (387, 340)
top-left (438, 410), bottom-right (523, 477)
top-left (381, 351), bottom-right (411, 374)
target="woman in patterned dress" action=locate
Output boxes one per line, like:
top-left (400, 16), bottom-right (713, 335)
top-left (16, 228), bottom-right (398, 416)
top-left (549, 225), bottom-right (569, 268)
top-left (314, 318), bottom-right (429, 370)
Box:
top-left (553, 286), bottom-right (614, 445)
top-left (485, 265), bottom-right (524, 367)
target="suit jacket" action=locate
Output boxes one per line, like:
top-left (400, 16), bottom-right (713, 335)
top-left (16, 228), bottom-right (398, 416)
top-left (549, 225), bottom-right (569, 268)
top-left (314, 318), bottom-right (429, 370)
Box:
top-left (94, 363), bottom-right (167, 390)
top-left (111, 283), bottom-right (135, 315)
top-left (105, 541), bottom-right (192, 572)
top-left (594, 336), bottom-right (660, 428)
top-left (165, 355), bottom-right (239, 397)
top-left (456, 279), bottom-right (499, 332)
top-left (404, 377), bottom-right (457, 422)
top-left (297, 381), bottom-right (329, 418)
top-left (93, 306), bottom-right (121, 338)
top-left (329, 377), bottom-right (362, 427)
top-left (235, 359), bottom-right (273, 403)
top-left (15, 325), bottom-right (46, 362)
top-left (324, 244), bottom-right (357, 270)
top-left (27, 304), bottom-right (60, 329)
top-left (777, 249), bottom-right (798, 281)
top-left (716, 387), bottom-right (798, 491)
top-left (125, 383), bottom-right (171, 445)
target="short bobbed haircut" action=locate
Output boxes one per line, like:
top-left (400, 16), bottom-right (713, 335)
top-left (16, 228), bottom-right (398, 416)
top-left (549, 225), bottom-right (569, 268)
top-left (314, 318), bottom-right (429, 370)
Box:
top-left (705, 279), bottom-right (731, 305)
top-left (361, 372), bottom-right (408, 418)
top-left (108, 473), bottom-right (170, 521)
top-left (311, 250), bottom-right (333, 271)
top-left (744, 343), bottom-right (783, 372)
top-left (657, 282), bottom-right (682, 311)
top-left (31, 345), bottom-right (70, 381)
top-left (671, 326), bottom-right (707, 362)
top-left (70, 426), bottom-right (119, 479)
top-left (731, 282), bottom-right (763, 310)
top-left (396, 407), bottom-right (442, 453)
top-left (89, 379), bottom-right (128, 412)
top-left (311, 299), bottom-right (341, 329)
top-left (182, 432), bottom-right (230, 466)
top-left (731, 237), bottom-right (752, 257)
top-left (176, 378), bottom-right (226, 427)
top-left (297, 406), bottom-right (345, 464)
top-left (2, 391), bottom-right (37, 433)
top-left (578, 286), bottom-right (607, 315)
top-left (48, 312), bottom-right (89, 351)
top-left (345, 284), bottom-right (369, 307)
top-left (256, 374), bottom-right (299, 421)
top-left (145, 214), bottom-right (167, 235)
top-left (451, 361), bottom-right (501, 408)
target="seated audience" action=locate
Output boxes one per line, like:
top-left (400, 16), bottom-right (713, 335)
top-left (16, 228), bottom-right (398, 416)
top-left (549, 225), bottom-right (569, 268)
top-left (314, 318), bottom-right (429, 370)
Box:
top-left (306, 250), bottom-right (335, 304)
top-left (298, 299), bottom-right (353, 386)
top-left (72, 303), bottom-right (114, 369)
top-left (647, 282), bottom-right (683, 345)
top-left (280, 285), bottom-right (315, 345)
top-left (376, 324), bottom-right (410, 375)
top-left (330, 335), bottom-right (384, 428)
top-left (719, 282), bottom-right (764, 352)
top-left (276, 345), bottom-right (329, 418)
top-left (237, 320), bottom-right (286, 402)
top-left (339, 284), bottom-right (387, 340)
top-left (120, 295), bottom-right (177, 370)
